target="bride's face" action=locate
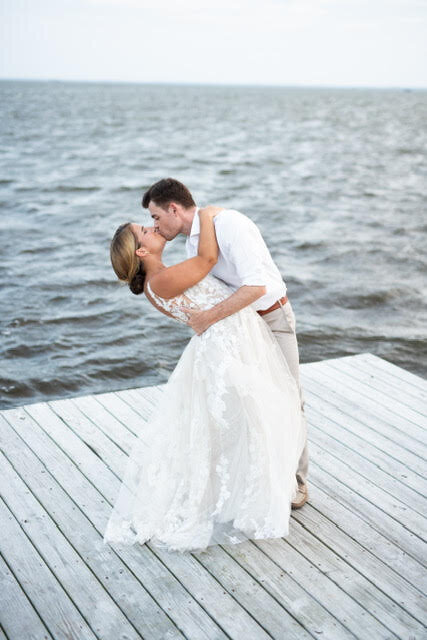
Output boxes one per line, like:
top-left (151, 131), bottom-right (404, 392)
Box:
top-left (130, 224), bottom-right (166, 255)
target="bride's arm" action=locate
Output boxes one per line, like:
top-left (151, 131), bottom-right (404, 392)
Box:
top-left (197, 206), bottom-right (222, 264)
top-left (148, 206), bottom-right (222, 299)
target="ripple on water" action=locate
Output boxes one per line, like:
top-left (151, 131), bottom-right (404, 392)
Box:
top-left (1, 81), bottom-right (426, 409)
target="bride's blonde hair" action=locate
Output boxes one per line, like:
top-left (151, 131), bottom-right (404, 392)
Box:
top-left (110, 222), bottom-right (146, 295)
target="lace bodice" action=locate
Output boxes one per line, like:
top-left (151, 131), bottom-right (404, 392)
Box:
top-left (147, 273), bottom-right (235, 324)
top-left (104, 272), bottom-right (304, 553)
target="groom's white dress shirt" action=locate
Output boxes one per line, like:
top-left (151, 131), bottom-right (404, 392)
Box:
top-left (185, 208), bottom-right (287, 312)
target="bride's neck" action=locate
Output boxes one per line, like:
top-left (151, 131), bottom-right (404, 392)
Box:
top-left (143, 255), bottom-right (166, 279)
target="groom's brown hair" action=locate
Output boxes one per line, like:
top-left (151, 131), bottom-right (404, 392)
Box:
top-left (142, 178), bottom-right (196, 210)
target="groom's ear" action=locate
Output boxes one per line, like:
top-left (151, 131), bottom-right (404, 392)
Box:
top-left (168, 202), bottom-right (179, 217)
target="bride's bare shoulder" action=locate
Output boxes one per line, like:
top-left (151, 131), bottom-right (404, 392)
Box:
top-left (144, 279), bottom-right (176, 317)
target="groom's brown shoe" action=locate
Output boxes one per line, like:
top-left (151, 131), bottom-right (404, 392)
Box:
top-left (291, 481), bottom-right (308, 509)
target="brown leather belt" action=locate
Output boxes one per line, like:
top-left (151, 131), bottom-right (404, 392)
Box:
top-left (257, 295), bottom-right (288, 316)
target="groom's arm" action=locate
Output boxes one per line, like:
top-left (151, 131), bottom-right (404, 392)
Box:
top-left (184, 210), bottom-right (268, 335)
top-left (184, 284), bottom-right (266, 335)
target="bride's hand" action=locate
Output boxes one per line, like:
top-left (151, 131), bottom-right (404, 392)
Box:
top-left (199, 205), bottom-right (224, 220)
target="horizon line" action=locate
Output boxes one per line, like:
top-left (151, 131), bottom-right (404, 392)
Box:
top-left (0, 77), bottom-right (426, 91)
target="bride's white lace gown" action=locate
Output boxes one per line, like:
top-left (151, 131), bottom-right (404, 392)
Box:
top-left (103, 273), bottom-right (306, 554)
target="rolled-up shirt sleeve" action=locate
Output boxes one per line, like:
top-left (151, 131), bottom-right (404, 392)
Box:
top-left (214, 211), bottom-right (268, 287)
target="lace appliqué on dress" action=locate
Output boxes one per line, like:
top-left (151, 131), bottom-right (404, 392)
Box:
top-left (146, 281), bottom-right (201, 324)
top-left (103, 273), bottom-right (305, 553)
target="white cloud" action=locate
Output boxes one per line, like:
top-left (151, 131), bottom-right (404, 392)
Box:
top-left (87, 0), bottom-right (259, 8)
top-left (1, 0), bottom-right (426, 86)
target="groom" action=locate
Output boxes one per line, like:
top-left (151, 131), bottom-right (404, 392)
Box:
top-left (142, 177), bottom-right (309, 508)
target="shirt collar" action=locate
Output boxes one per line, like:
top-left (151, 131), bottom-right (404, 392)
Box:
top-left (189, 207), bottom-right (200, 237)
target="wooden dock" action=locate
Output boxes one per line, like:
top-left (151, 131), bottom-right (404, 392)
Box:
top-left (0, 353), bottom-right (426, 640)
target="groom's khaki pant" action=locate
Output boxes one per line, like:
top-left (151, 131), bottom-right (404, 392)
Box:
top-left (261, 300), bottom-right (309, 486)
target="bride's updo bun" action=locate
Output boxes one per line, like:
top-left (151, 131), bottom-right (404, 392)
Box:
top-left (110, 222), bottom-right (146, 295)
top-left (129, 263), bottom-right (146, 295)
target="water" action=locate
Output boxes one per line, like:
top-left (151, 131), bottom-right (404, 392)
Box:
top-left (1, 80), bottom-right (426, 410)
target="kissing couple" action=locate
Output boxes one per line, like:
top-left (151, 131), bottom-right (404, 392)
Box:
top-left (104, 177), bottom-right (309, 554)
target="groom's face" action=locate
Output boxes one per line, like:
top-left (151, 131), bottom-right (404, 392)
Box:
top-left (148, 200), bottom-right (182, 241)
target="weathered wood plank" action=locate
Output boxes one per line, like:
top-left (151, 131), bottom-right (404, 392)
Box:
top-left (13, 403), bottom-right (275, 639)
top-left (292, 491), bottom-right (426, 618)
top-left (308, 419), bottom-right (426, 516)
top-left (94, 390), bottom-right (153, 435)
top-left (48, 397), bottom-right (131, 477)
top-left (323, 355), bottom-right (427, 410)
top-left (75, 394), bottom-right (364, 639)
top-left (0, 412), bottom-right (185, 640)
top-left (0, 553), bottom-right (53, 640)
top-left (295, 481), bottom-right (425, 595)
top-left (134, 384), bottom-right (165, 405)
top-left (117, 387), bottom-right (158, 418)
top-left (190, 543), bottom-right (316, 640)
top-left (54, 384), bottom-right (386, 639)
top-left (0, 481), bottom-right (98, 640)
top-left (255, 531), bottom-right (415, 640)
top-left (134, 376), bottom-right (425, 537)
top-left (131, 378), bottom-right (427, 563)
top-left (74, 391), bottom-right (352, 638)
top-left (301, 368), bottom-right (427, 456)
top-left (307, 438), bottom-right (425, 540)
top-left (1, 354), bottom-right (426, 640)
top-left (51, 396), bottom-right (327, 639)
top-left (308, 464), bottom-right (426, 567)
top-left (303, 363), bottom-right (427, 442)
top-left (318, 358), bottom-right (427, 425)
top-left (309, 403), bottom-right (426, 496)
top-left (0, 451), bottom-right (144, 640)
top-left (4, 404), bottom-right (231, 639)
top-left (201, 541), bottom-right (353, 639)
top-left (49, 397), bottom-right (131, 475)
top-left (120, 384), bottom-right (423, 638)
top-left (284, 517), bottom-right (425, 637)
top-left (303, 377), bottom-right (426, 480)
top-left (354, 354), bottom-right (427, 393)
top-left (70, 393), bottom-right (137, 453)
top-left (22, 401), bottom-right (123, 502)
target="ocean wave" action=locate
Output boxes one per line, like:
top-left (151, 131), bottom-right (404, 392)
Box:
top-left (1, 81), bottom-right (426, 410)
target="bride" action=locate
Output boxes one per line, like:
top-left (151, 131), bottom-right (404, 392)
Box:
top-left (104, 206), bottom-right (306, 554)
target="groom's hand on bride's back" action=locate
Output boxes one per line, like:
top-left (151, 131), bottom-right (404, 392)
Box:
top-left (181, 307), bottom-right (215, 335)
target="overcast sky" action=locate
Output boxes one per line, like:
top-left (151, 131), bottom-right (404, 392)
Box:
top-left (1, 0), bottom-right (426, 87)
